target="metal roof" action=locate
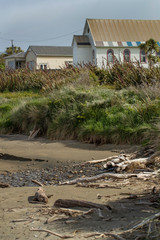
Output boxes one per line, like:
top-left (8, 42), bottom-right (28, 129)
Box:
top-left (4, 52), bottom-right (26, 59)
top-left (73, 35), bottom-right (90, 45)
top-left (87, 19), bottom-right (160, 42)
top-left (29, 46), bottom-right (73, 56)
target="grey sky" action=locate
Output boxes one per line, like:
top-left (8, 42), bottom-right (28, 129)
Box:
top-left (0, 0), bottom-right (159, 52)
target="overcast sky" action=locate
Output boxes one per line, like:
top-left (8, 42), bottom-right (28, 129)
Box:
top-left (0, 0), bottom-right (160, 52)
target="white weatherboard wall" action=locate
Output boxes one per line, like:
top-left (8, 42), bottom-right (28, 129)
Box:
top-left (96, 47), bottom-right (149, 68)
top-left (73, 43), bottom-right (92, 65)
top-left (36, 56), bottom-right (73, 69)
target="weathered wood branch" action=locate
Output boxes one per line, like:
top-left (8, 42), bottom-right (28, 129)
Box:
top-left (54, 199), bottom-right (111, 210)
top-left (123, 211), bottom-right (160, 234)
top-left (85, 232), bottom-right (126, 240)
top-left (81, 155), bottom-right (119, 165)
top-left (30, 228), bottom-right (75, 239)
top-left (31, 179), bottom-right (43, 187)
top-left (59, 171), bottom-right (158, 186)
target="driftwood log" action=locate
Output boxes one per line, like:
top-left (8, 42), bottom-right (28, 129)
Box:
top-left (54, 199), bottom-right (111, 210)
top-left (59, 171), bottom-right (158, 186)
top-left (104, 157), bottom-right (154, 172)
top-left (0, 182), bottom-right (10, 188)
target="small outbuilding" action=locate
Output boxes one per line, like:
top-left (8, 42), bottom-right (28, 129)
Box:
top-left (72, 19), bottom-right (160, 68)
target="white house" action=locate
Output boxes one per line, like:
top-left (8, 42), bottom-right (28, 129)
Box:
top-left (72, 19), bottom-right (160, 68)
top-left (5, 46), bottom-right (73, 70)
top-left (25, 46), bottom-right (73, 70)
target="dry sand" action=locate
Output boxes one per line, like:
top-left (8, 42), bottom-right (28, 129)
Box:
top-left (0, 135), bottom-right (158, 240)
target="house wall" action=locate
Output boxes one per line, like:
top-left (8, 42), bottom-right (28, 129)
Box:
top-left (5, 58), bottom-right (16, 69)
top-left (73, 41), bottom-right (92, 65)
top-left (25, 49), bottom-right (37, 70)
top-left (96, 47), bottom-right (150, 68)
top-left (36, 56), bottom-right (73, 69)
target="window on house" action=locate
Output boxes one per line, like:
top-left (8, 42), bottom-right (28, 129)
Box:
top-left (65, 61), bottom-right (73, 66)
top-left (8, 61), bottom-right (15, 69)
top-left (92, 49), bottom-right (95, 63)
top-left (140, 50), bottom-right (146, 63)
top-left (107, 49), bottom-right (114, 64)
top-left (156, 50), bottom-right (160, 58)
top-left (40, 64), bottom-right (47, 70)
top-left (124, 49), bottom-right (130, 62)
top-left (28, 61), bottom-right (34, 70)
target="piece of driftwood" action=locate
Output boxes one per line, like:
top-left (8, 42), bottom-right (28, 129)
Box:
top-left (54, 207), bottom-right (94, 216)
top-left (85, 232), bottom-right (126, 240)
top-left (76, 182), bottom-right (121, 189)
top-left (34, 187), bottom-right (48, 203)
top-left (54, 199), bottom-right (111, 210)
top-left (81, 155), bottom-right (119, 165)
top-left (123, 211), bottom-right (160, 234)
top-left (59, 171), bottom-right (158, 186)
top-left (12, 218), bottom-right (31, 223)
top-left (46, 214), bottom-right (69, 223)
top-left (31, 179), bottom-right (43, 187)
top-left (103, 157), bottom-right (154, 173)
top-left (30, 228), bottom-right (75, 239)
top-left (28, 128), bottom-right (40, 140)
top-left (0, 182), bottom-right (10, 188)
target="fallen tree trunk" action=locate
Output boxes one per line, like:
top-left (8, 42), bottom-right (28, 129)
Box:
top-left (54, 199), bottom-right (111, 210)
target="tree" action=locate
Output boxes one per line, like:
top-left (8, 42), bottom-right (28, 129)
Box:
top-left (5, 46), bottom-right (24, 56)
top-left (139, 38), bottom-right (160, 68)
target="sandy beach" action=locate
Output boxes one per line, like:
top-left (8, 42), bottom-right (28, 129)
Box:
top-left (0, 135), bottom-right (158, 240)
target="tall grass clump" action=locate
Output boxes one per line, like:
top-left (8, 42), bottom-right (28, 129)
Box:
top-left (0, 64), bottom-right (160, 145)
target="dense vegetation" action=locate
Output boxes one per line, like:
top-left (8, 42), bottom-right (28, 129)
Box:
top-left (0, 62), bottom-right (160, 145)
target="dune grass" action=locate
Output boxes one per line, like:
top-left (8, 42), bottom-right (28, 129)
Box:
top-left (0, 63), bottom-right (160, 145)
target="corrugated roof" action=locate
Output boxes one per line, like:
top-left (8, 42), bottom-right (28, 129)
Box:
top-left (4, 52), bottom-right (26, 59)
top-left (87, 19), bottom-right (160, 42)
top-left (29, 46), bottom-right (73, 56)
top-left (73, 35), bottom-right (90, 45)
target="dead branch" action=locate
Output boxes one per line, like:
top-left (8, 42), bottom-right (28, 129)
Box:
top-left (54, 199), bottom-right (111, 211)
top-left (76, 182), bottom-right (121, 189)
top-left (59, 171), bottom-right (158, 186)
top-left (123, 211), bottom-right (160, 234)
top-left (12, 218), bottom-right (31, 223)
top-left (81, 155), bottom-right (119, 165)
top-left (46, 214), bottom-right (69, 223)
top-left (28, 128), bottom-right (40, 140)
top-left (85, 232), bottom-right (126, 240)
top-left (31, 179), bottom-right (43, 187)
top-left (30, 228), bottom-right (75, 239)
top-left (55, 207), bottom-right (94, 216)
